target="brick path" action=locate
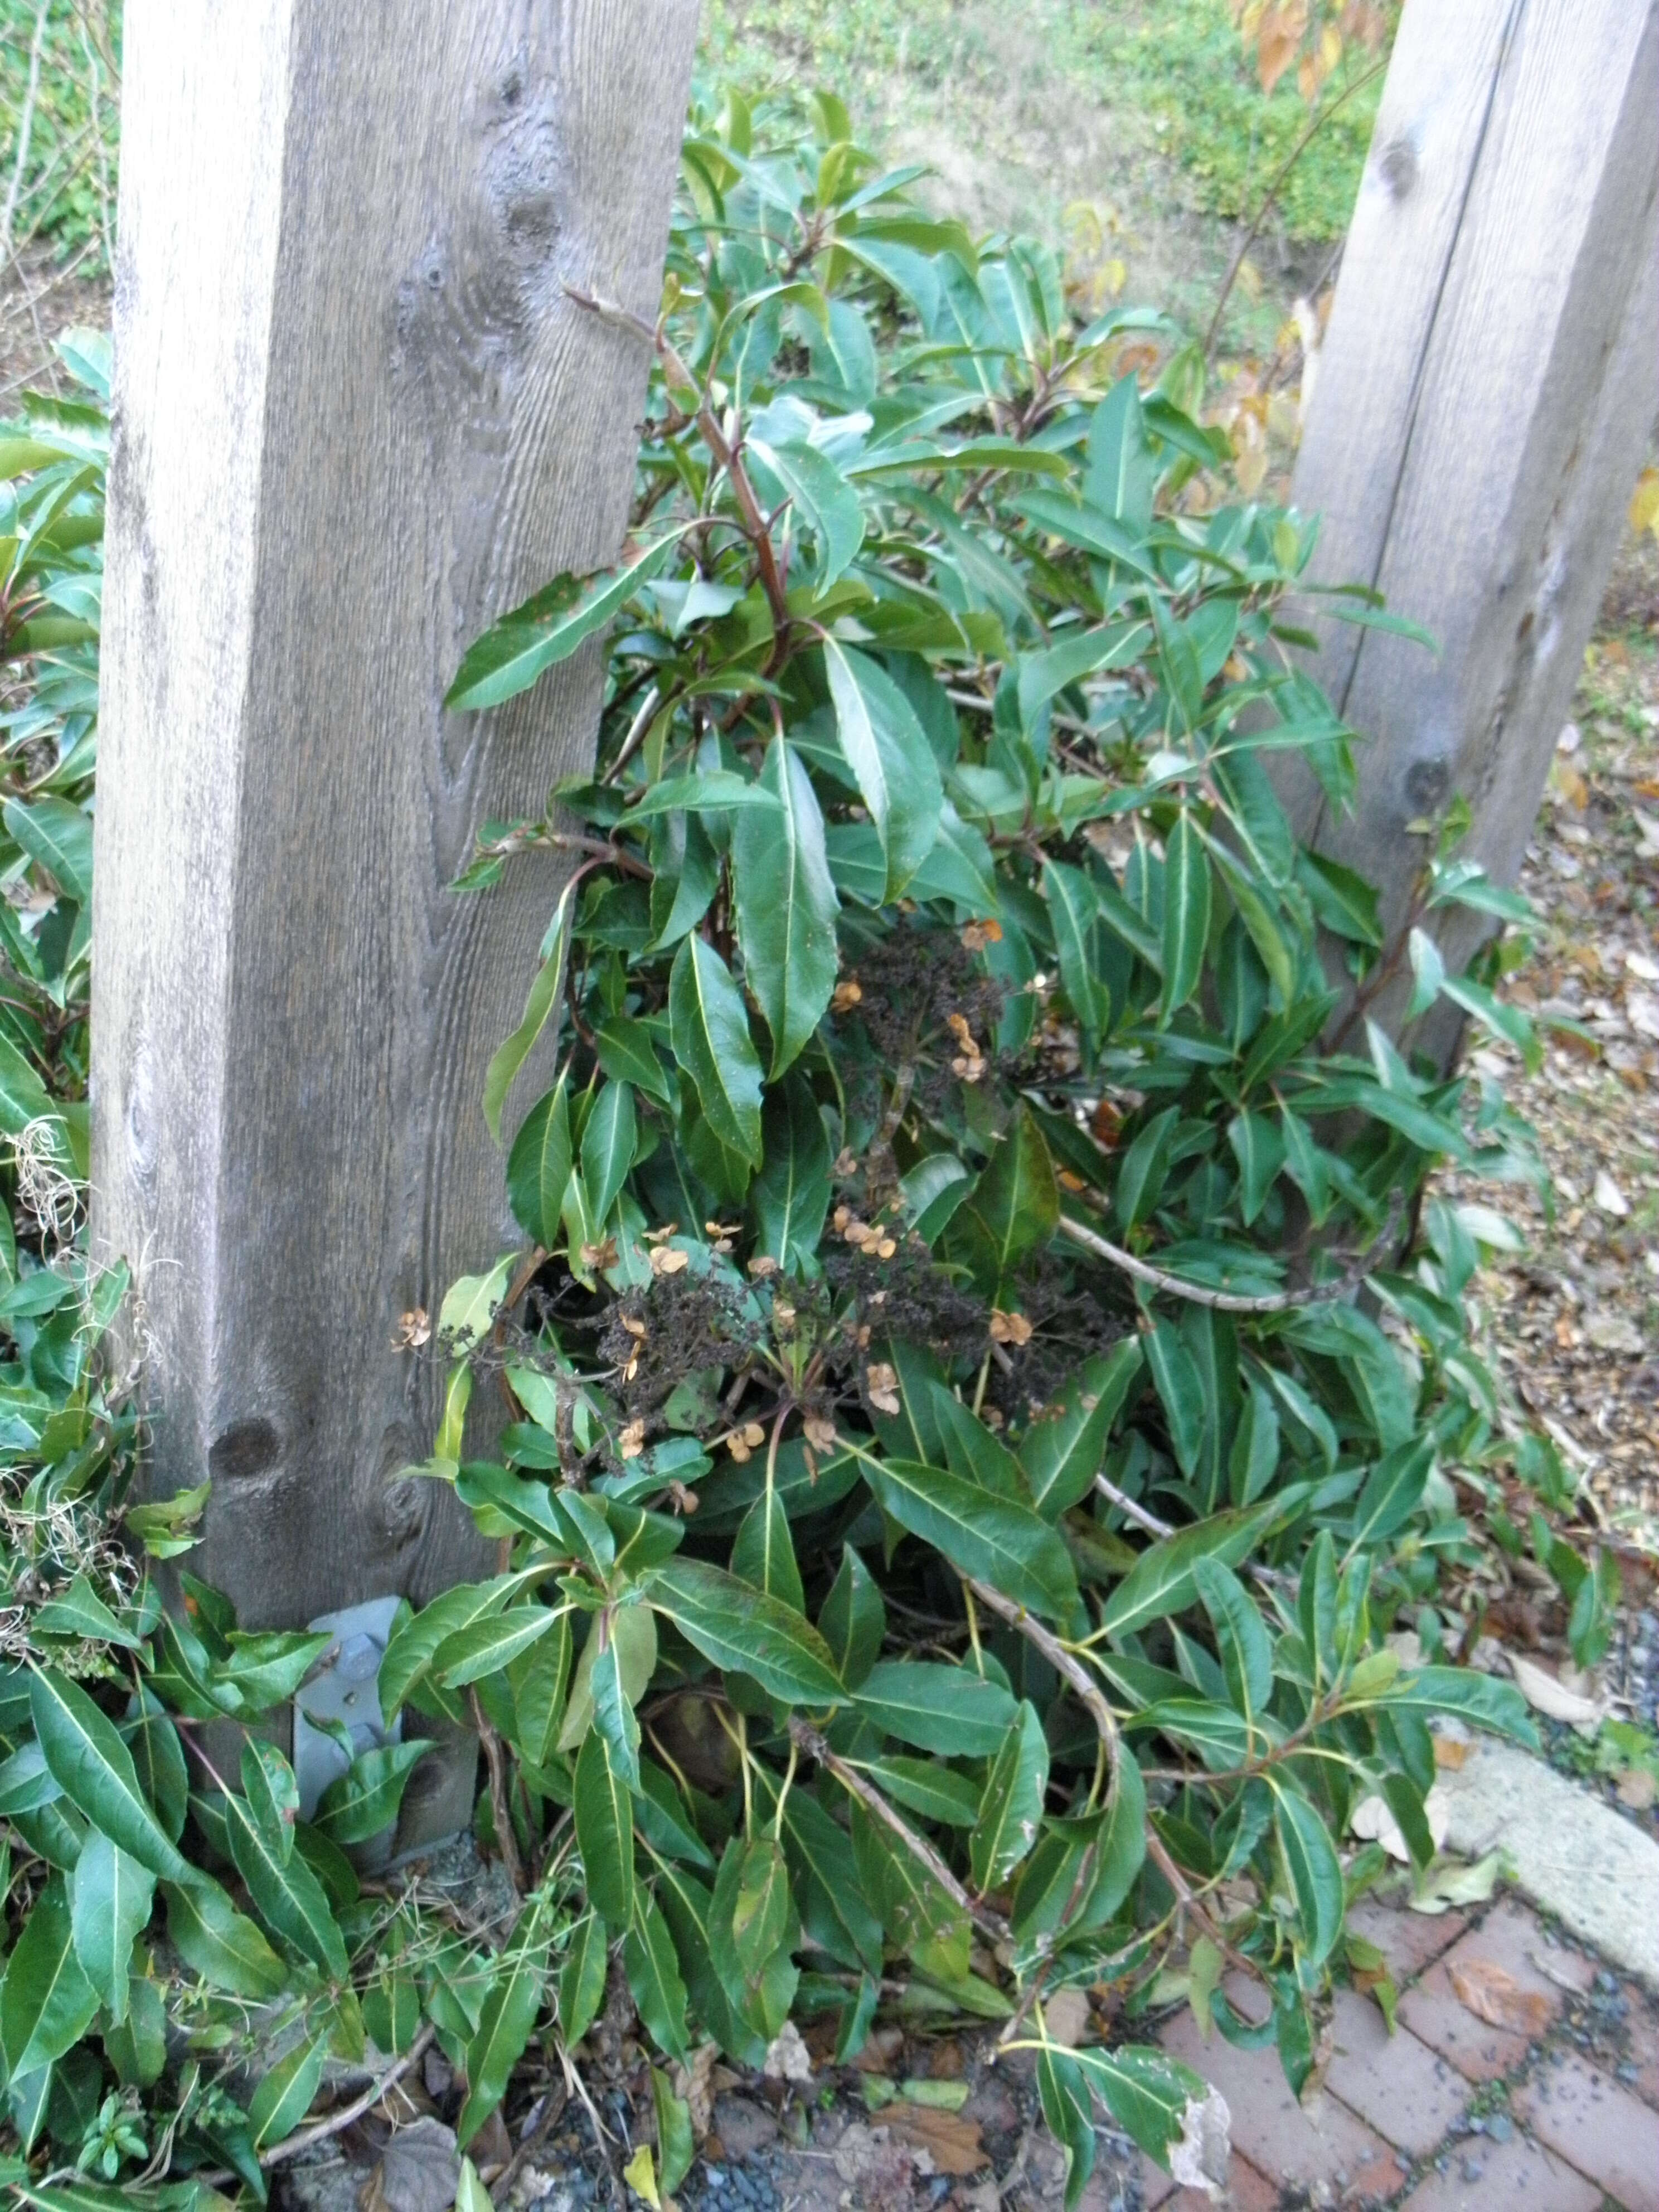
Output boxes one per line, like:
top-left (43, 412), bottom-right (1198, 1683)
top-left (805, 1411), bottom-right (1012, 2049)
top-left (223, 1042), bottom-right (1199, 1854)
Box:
top-left (1136, 1893), bottom-right (1659, 2211)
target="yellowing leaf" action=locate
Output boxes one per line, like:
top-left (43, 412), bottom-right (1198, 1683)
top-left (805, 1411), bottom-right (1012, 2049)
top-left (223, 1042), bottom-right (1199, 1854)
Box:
top-left (623, 2143), bottom-right (661, 2207)
top-left (1630, 465), bottom-right (1659, 539)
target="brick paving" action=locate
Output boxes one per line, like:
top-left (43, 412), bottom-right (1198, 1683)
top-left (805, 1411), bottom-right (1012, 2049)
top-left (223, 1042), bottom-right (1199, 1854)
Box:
top-left (1133, 1889), bottom-right (1659, 2209)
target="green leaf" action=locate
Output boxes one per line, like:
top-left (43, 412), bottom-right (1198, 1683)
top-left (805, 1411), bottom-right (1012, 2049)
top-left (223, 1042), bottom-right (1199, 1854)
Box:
top-left (1085, 373), bottom-right (1156, 531)
top-left (558, 1910), bottom-right (609, 2045)
top-left (595, 1016), bottom-right (673, 1106)
top-left (1081, 1745), bottom-right (1148, 1928)
top-left (507, 1080), bottom-right (573, 1248)
top-left (854, 1660), bottom-right (1017, 1757)
top-left (435, 1607), bottom-right (558, 1690)
top-left (445, 531), bottom-right (688, 710)
top-left (3, 798), bottom-right (92, 908)
top-left (1037, 2045), bottom-right (1097, 2211)
top-left (1159, 814), bottom-right (1210, 1016)
top-left (314, 1743), bottom-right (431, 1845)
top-left (857, 1757), bottom-right (982, 1827)
top-left (32, 1573), bottom-right (143, 1652)
top-left (581, 1080), bottom-right (638, 1226)
top-left (730, 1835), bottom-right (791, 1980)
top-left (68, 1833), bottom-right (153, 2022)
top-left (249, 2032), bottom-right (327, 2150)
top-left (1192, 1558), bottom-right (1273, 1720)
top-left (775, 1784), bottom-right (884, 1974)
top-left (1045, 858), bottom-right (1109, 1040)
top-left (0, 1877), bottom-right (98, 2078)
top-left (634, 1758), bottom-right (716, 1870)
top-left (1228, 1110), bottom-right (1285, 1226)
top-left (749, 439), bottom-right (865, 587)
top-left (1019, 1340), bottom-right (1143, 1518)
top-left (623, 769), bottom-right (780, 822)
top-left (735, 738), bottom-right (840, 1077)
top-left (380, 1571), bottom-right (538, 1722)
top-left (28, 1668), bottom-right (190, 1883)
top-left (653, 2067), bottom-right (695, 2197)
top-left (1354, 1665), bottom-right (1537, 1748)
top-left (647, 1559), bottom-right (843, 1704)
top-left (575, 1727), bottom-right (636, 1931)
top-left (749, 1075), bottom-right (833, 1273)
top-left (857, 1453), bottom-right (1078, 1621)
top-left (162, 1876), bottom-right (288, 1997)
top-left (1068, 2044), bottom-right (1215, 2171)
top-left (969, 1701), bottom-right (1048, 1890)
top-left (558, 1602), bottom-right (657, 1755)
top-left (590, 1631), bottom-right (643, 1791)
top-left (1098, 1500), bottom-right (1288, 1641)
top-left (459, 1898), bottom-right (553, 2146)
top-left (224, 1786), bottom-right (349, 1979)
top-left (1269, 1781), bottom-right (1343, 1965)
top-left (817, 1544), bottom-right (886, 1689)
top-left (241, 1738), bottom-right (300, 1862)
top-left (823, 641), bottom-right (943, 899)
top-left (483, 874), bottom-right (575, 1143)
top-left (669, 935), bottom-right (764, 1167)
top-left (511, 1609), bottom-right (574, 1768)
top-left (0, 1037), bottom-right (69, 1156)
top-left (1345, 1437), bottom-right (1434, 1552)
top-left (948, 1105), bottom-right (1058, 1296)
top-left (731, 1490), bottom-right (806, 1615)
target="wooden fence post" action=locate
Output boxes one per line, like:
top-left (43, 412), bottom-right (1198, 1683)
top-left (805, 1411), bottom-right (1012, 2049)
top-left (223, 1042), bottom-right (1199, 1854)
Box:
top-left (1282, 0), bottom-right (1658, 1062)
top-left (90, 1), bottom-right (697, 1757)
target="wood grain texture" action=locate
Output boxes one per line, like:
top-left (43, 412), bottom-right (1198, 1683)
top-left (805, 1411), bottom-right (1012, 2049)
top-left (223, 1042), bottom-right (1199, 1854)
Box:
top-left (1284, 0), bottom-right (1658, 1056)
top-left (92, 1), bottom-right (698, 1630)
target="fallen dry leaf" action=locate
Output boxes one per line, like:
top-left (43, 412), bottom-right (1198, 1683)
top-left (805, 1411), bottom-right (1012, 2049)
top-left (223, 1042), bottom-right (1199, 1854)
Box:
top-left (1506, 1651), bottom-right (1607, 1733)
top-left (887, 2104), bottom-right (988, 2176)
top-left (1617, 1767), bottom-right (1658, 1811)
top-left (673, 2041), bottom-right (719, 2137)
top-left (1448, 1957), bottom-right (1553, 2039)
top-left (1042, 1986), bottom-right (1091, 2046)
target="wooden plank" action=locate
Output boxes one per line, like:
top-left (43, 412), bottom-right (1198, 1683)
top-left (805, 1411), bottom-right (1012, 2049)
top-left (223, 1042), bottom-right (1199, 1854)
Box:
top-left (1283, 0), bottom-right (1658, 1054)
top-left (91, 2), bottom-right (697, 1646)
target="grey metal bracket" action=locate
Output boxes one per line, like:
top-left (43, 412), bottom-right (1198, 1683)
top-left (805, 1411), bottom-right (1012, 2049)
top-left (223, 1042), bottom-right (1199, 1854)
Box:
top-left (293, 1595), bottom-right (404, 1870)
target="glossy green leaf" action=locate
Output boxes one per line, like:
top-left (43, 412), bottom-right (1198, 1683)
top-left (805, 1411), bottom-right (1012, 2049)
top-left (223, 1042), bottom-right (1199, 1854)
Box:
top-left (854, 1660), bottom-right (1016, 1758)
top-left (28, 1669), bottom-right (190, 1884)
top-left (445, 531), bottom-right (687, 710)
top-left (948, 1105), bottom-right (1058, 1295)
top-left (0, 1878), bottom-right (98, 2078)
top-left (1159, 813), bottom-right (1210, 1016)
top-left (224, 1786), bottom-right (348, 1980)
top-left (162, 1876), bottom-right (288, 1998)
top-left (1098, 1500), bottom-right (1287, 1641)
top-left (67, 1833), bottom-right (152, 2022)
top-left (1068, 2044), bottom-right (1214, 2171)
top-left (858, 1453), bottom-right (1078, 1621)
top-left (749, 1074), bottom-right (833, 1273)
top-left (669, 935), bottom-right (764, 1166)
top-left (1269, 1781), bottom-right (1343, 1965)
top-left (249, 2032), bottom-right (327, 2150)
top-left (558, 1910), bottom-right (609, 2045)
top-left (1019, 1340), bottom-right (1143, 1518)
top-left (459, 1897), bottom-right (553, 2145)
top-left (969, 1700), bottom-right (1048, 1890)
top-left (823, 640), bottom-right (943, 899)
top-left (314, 1743), bottom-right (431, 1845)
top-left (734, 737), bottom-right (840, 1077)
top-left (817, 1544), bottom-right (886, 1689)
top-left (647, 1559), bottom-right (843, 1704)
top-left (574, 1726), bottom-right (635, 1931)
top-left (507, 1080), bottom-right (573, 1248)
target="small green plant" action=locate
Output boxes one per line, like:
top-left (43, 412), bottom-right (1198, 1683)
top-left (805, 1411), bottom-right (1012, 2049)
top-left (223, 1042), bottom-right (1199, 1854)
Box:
top-left (0, 85), bottom-right (1571, 2212)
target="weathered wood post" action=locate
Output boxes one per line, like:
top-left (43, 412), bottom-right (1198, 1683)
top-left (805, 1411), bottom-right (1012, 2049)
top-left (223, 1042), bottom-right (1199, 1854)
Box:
top-left (1283, 0), bottom-right (1658, 1061)
top-left (91, 1), bottom-right (698, 1822)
